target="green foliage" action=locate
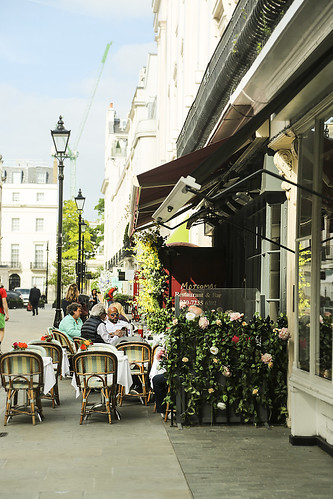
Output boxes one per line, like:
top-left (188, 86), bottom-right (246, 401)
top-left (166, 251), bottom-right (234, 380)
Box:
top-left (319, 314), bottom-right (332, 379)
top-left (62, 200), bottom-right (94, 259)
top-left (48, 260), bottom-right (76, 288)
top-left (113, 293), bottom-right (133, 304)
top-left (146, 307), bottom-right (173, 335)
top-left (164, 311), bottom-right (289, 425)
top-left (134, 227), bottom-right (168, 314)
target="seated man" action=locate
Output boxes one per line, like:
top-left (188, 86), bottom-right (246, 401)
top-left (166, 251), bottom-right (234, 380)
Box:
top-left (81, 303), bottom-right (125, 346)
top-left (58, 303), bottom-right (83, 340)
top-left (96, 305), bottom-right (129, 346)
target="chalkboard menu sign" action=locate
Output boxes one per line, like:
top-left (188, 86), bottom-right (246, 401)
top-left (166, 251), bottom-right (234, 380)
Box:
top-left (178, 288), bottom-right (259, 318)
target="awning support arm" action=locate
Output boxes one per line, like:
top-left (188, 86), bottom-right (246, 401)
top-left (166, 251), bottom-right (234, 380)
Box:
top-left (206, 168), bottom-right (333, 204)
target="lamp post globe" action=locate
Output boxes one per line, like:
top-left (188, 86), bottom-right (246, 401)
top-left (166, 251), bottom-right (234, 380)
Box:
top-left (51, 116), bottom-right (71, 328)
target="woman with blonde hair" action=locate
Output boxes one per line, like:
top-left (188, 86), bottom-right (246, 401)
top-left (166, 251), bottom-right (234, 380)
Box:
top-left (61, 283), bottom-right (79, 316)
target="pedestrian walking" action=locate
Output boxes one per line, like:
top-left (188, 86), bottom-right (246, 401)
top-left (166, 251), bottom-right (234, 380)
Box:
top-left (29, 285), bottom-right (41, 316)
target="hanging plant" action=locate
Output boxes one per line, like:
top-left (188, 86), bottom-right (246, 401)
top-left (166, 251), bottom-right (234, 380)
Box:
top-left (134, 227), bottom-right (169, 315)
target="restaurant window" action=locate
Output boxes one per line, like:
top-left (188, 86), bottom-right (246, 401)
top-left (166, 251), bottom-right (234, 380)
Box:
top-left (296, 109), bottom-right (333, 378)
top-left (12, 192), bottom-right (19, 202)
top-left (36, 192), bottom-right (44, 202)
top-left (11, 218), bottom-right (20, 231)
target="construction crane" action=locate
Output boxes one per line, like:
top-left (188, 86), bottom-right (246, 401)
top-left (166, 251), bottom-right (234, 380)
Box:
top-left (67, 42), bottom-right (112, 198)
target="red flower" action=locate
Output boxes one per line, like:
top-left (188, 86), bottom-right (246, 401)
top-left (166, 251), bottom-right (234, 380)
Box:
top-left (80, 344), bottom-right (87, 351)
top-left (41, 336), bottom-right (46, 341)
top-left (231, 335), bottom-right (239, 344)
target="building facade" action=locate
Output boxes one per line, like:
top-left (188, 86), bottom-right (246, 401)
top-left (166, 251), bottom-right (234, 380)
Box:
top-left (0, 161), bottom-right (57, 300)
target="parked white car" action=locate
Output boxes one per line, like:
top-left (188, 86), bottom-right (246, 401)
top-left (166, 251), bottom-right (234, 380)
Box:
top-left (14, 288), bottom-right (30, 305)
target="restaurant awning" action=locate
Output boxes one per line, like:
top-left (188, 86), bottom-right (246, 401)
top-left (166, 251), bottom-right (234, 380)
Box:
top-left (132, 136), bottom-right (252, 230)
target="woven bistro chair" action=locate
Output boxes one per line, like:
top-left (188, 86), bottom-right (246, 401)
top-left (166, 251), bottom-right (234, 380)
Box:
top-left (0, 351), bottom-right (44, 425)
top-left (116, 342), bottom-right (152, 406)
top-left (73, 350), bottom-right (118, 425)
top-left (28, 340), bottom-right (63, 407)
top-left (49, 328), bottom-right (75, 372)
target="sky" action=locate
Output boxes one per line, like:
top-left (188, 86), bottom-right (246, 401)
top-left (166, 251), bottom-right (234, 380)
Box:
top-left (0, 0), bottom-right (156, 219)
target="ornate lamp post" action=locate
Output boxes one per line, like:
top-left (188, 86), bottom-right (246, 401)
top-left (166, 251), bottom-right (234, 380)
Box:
top-left (75, 189), bottom-right (85, 292)
top-left (51, 116), bottom-right (71, 327)
top-left (80, 220), bottom-right (87, 293)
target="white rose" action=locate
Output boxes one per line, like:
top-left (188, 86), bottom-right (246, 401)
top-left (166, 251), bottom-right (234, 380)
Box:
top-left (185, 312), bottom-right (196, 321)
top-left (217, 402), bottom-right (226, 410)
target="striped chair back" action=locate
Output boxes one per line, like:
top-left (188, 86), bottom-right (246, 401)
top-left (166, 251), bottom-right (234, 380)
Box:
top-left (73, 351), bottom-right (118, 389)
top-left (0, 351), bottom-right (44, 389)
top-left (117, 342), bottom-right (151, 367)
top-left (26, 345), bottom-right (47, 357)
top-left (29, 341), bottom-right (63, 377)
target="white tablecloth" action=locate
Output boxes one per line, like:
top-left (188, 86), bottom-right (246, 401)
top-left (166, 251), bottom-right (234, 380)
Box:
top-left (71, 351), bottom-right (132, 398)
top-left (61, 348), bottom-right (71, 377)
top-left (43, 356), bottom-right (57, 395)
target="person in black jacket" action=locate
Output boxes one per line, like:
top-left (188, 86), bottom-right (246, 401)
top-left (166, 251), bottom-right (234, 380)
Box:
top-left (81, 303), bottom-right (108, 343)
top-left (29, 285), bottom-right (41, 316)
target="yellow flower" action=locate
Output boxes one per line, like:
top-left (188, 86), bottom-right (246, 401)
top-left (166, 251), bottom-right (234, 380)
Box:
top-left (213, 358), bottom-right (218, 363)
top-left (252, 388), bottom-right (259, 395)
top-left (242, 321), bottom-right (247, 326)
top-left (182, 357), bottom-right (189, 363)
top-left (268, 361), bottom-right (273, 369)
top-left (208, 388), bottom-right (214, 393)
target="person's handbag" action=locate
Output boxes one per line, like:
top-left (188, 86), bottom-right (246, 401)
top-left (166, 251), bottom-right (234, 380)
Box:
top-left (27, 302), bottom-right (32, 311)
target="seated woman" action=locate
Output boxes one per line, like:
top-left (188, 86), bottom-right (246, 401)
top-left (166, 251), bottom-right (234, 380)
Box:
top-left (58, 303), bottom-right (83, 340)
top-left (149, 347), bottom-right (168, 418)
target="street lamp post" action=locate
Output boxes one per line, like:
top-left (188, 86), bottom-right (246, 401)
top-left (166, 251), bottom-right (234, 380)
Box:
top-left (75, 189), bottom-right (85, 292)
top-left (45, 240), bottom-right (49, 304)
top-left (51, 116), bottom-right (71, 327)
top-left (80, 220), bottom-right (87, 293)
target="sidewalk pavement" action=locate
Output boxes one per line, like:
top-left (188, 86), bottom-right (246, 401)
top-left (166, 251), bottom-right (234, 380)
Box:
top-left (0, 307), bottom-right (332, 498)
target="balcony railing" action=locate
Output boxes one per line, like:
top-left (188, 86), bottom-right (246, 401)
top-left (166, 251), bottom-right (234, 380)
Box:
top-left (0, 261), bottom-right (22, 270)
top-left (30, 262), bottom-right (47, 270)
top-left (106, 247), bottom-right (134, 270)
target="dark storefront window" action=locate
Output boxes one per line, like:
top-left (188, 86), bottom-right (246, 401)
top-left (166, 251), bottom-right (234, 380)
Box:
top-left (297, 111), bottom-right (333, 377)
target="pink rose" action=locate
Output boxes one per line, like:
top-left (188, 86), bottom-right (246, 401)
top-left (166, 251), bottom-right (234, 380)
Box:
top-left (261, 353), bottom-right (272, 364)
top-left (199, 317), bottom-right (209, 329)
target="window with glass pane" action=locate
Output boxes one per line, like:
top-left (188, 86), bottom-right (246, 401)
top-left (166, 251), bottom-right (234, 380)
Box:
top-left (11, 218), bottom-right (20, 231)
top-left (32, 277), bottom-right (45, 289)
top-left (318, 114), bottom-right (333, 380)
top-left (36, 192), bottom-right (44, 201)
top-left (12, 192), bottom-right (19, 202)
top-left (11, 244), bottom-right (19, 266)
top-left (298, 131), bottom-right (314, 239)
top-left (298, 239), bottom-right (311, 371)
top-left (35, 218), bottom-right (44, 232)
top-left (36, 172), bottom-right (47, 183)
top-left (12, 171), bottom-right (22, 184)
top-left (34, 244), bottom-right (44, 266)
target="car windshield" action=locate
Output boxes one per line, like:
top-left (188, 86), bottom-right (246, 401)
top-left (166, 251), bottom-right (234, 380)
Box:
top-left (15, 289), bottom-right (30, 294)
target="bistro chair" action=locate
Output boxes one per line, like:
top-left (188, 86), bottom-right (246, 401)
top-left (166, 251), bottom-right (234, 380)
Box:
top-left (49, 328), bottom-right (75, 371)
top-left (116, 342), bottom-right (152, 406)
top-left (0, 351), bottom-right (44, 425)
top-left (73, 350), bottom-right (118, 425)
top-left (28, 340), bottom-right (62, 407)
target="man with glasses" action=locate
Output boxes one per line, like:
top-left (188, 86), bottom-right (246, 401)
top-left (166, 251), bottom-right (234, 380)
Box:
top-left (81, 303), bottom-right (119, 345)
